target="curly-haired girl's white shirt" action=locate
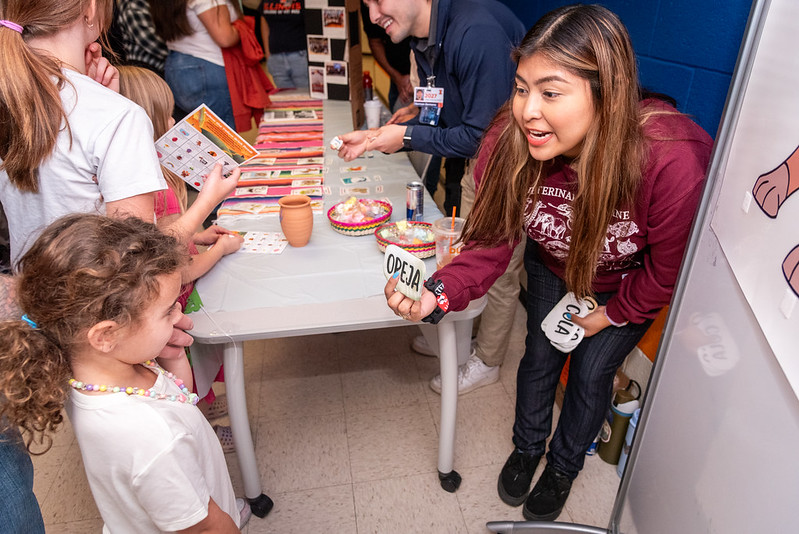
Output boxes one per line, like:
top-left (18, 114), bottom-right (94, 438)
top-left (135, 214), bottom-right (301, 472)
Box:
top-left (66, 367), bottom-right (238, 533)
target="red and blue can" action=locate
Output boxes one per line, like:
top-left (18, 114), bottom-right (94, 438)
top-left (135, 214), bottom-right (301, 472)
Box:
top-left (406, 181), bottom-right (424, 221)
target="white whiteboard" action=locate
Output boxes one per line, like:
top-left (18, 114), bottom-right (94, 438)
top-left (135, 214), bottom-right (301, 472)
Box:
top-left (615, 1), bottom-right (799, 532)
top-left (709, 0), bottom-right (799, 397)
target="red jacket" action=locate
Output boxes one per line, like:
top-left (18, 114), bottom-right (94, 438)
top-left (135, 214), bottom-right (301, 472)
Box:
top-left (222, 18), bottom-right (275, 132)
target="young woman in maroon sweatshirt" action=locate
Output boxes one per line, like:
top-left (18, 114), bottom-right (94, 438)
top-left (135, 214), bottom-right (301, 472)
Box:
top-left (385, 4), bottom-right (713, 521)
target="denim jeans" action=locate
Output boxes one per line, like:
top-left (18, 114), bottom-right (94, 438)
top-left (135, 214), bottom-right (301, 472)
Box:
top-left (165, 51), bottom-right (235, 127)
top-left (0, 427), bottom-right (45, 533)
top-left (267, 50), bottom-right (309, 89)
top-left (513, 241), bottom-right (653, 479)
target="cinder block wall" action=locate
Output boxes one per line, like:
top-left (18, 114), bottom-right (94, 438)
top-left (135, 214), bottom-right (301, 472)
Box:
top-left (499, 0), bottom-right (753, 137)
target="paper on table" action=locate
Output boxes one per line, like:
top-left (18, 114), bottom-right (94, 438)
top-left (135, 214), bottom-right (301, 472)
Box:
top-left (236, 231), bottom-right (289, 254)
top-left (383, 244), bottom-right (426, 301)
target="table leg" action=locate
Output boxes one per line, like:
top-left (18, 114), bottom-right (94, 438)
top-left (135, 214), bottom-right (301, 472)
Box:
top-left (223, 342), bottom-right (273, 517)
top-left (436, 320), bottom-right (462, 492)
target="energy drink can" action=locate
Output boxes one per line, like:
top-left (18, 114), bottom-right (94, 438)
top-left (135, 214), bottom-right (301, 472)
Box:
top-left (406, 181), bottom-right (424, 221)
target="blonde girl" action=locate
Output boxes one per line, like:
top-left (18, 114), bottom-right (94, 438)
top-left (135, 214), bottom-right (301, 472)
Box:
top-left (118, 65), bottom-right (244, 304)
top-left (0, 214), bottom-right (245, 532)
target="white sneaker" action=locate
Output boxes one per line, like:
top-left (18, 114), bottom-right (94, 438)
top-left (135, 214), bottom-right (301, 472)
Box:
top-left (236, 498), bottom-right (252, 528)
top-left (411, 334), bottom-right (438, 356)
top-left (430, 351), bottom-right (500, 395)
top-left (411, 334), bottom-right (478, 357)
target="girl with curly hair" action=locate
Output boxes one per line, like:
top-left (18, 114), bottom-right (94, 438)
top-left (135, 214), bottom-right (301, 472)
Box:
top-left (0, 214), bottom-right (246, 532)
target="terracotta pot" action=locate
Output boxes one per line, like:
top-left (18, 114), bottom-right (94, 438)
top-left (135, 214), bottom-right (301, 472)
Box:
top-left (278, 194), bottom-right (313, 247)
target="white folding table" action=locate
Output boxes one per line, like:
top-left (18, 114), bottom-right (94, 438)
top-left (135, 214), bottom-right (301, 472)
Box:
top-left (188, 101), bottom-right (484, 516)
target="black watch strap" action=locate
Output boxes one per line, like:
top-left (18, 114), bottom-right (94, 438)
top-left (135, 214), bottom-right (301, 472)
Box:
top-left (421, 278), bottom-right (448, 324)
top-left (402, 125), bottom-right (414, 150)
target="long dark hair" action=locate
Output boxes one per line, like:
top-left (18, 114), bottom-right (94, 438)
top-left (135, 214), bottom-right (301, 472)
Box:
top-left (463, 4), bottom-right (649, 299)
top-left (150, 0), bottom-right (243, 42)
top-left (149, 0), bottom-right (194, 42)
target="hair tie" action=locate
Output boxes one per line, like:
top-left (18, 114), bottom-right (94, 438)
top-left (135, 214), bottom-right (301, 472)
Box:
top-left (0, 20), bottom-right (23, 33)
top-left (21, 314), bottom-right (38, 328)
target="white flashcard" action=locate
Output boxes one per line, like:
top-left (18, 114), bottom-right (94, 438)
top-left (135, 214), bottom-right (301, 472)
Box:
top-left (234, 186), bottom-right (270, 196)
top-left (341, 175), bottom-right (370, 184)
top-left (292, 179), bottom-right (323, 187)
top-left (541, 293), bottom-right (598, 350)
top-left (340, 186), bottom-right (369, 195)
top-left (297, 157), bottom-right (324, 165)
top-left (340, 165), bottom-right (366, 173)
top-left (289, 168), bottom-right (322, 177)
top-left (383, 244), bottom-right (426, 301)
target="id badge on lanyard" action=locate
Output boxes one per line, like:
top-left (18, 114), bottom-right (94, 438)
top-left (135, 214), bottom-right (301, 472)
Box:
top-left (414, 76), bottom-right (444, 126)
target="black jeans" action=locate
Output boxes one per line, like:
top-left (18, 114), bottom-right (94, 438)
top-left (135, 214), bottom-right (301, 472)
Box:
top-left (513, 241), bottom-right (653, 479)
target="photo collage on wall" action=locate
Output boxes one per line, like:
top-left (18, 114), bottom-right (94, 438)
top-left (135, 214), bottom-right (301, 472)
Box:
top-left (305, 0), bottom-right (360, 100)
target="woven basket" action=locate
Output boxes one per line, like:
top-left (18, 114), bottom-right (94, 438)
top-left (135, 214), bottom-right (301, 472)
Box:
top-left (327, 199), bottom-right (392, 236)
top-left (374, 221), bottom-right (435, 259)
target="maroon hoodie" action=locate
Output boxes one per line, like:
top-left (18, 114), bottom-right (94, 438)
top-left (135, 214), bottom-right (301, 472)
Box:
top-left (435, 99), bottom-right (713, 324)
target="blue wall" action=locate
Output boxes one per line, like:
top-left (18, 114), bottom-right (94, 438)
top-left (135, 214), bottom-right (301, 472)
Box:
top-left (498, 0), bottom-right (753, 137)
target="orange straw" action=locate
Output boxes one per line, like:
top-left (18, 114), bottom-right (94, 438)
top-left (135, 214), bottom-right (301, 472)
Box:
top-left (449, 206), bottom-right (457, 252)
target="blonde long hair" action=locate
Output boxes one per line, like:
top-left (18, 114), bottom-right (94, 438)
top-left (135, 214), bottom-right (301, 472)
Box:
top-left (464, 4), bottom-right (649, 299)
top-left (0, 0), bottom-right (113, 193)
top-left (118, 66), bottom-right (188, 212)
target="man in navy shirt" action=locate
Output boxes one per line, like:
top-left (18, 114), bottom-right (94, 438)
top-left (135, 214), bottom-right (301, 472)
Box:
top-left (337, 0), bottom-right (524, 161)
top-left (336, 0), bottom-right (526, 398)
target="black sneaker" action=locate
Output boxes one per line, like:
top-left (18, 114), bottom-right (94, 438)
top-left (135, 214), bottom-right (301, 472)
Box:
top-left (523, 463), bottom-right (573, 521)
top-left (497, 448), bottom-right (541, 506)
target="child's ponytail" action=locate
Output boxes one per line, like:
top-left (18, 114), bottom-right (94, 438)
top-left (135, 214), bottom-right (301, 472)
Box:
top-left (0, 0), bottom-right (114, 193)
top-left (0, 320), bottom-right (71, 454)
top-left (0, 8), bottom-right (70, 193)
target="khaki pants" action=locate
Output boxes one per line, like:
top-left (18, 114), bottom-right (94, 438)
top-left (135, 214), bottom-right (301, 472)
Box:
top-left (459, 162), bottom-right (524, 367)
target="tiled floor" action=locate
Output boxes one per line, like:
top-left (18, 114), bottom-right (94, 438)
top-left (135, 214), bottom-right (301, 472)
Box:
top-left (32, 301), bottom-right (622, 533)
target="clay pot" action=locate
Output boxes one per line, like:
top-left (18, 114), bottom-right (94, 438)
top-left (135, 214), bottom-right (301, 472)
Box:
top-left (278, 194), bottom-right (313, 247)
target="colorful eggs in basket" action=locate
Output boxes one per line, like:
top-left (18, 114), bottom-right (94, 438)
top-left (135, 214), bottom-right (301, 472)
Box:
top-left (327, 197), bottom-right (392, 236)
top-left (374, 220), bottom-right (435, 259)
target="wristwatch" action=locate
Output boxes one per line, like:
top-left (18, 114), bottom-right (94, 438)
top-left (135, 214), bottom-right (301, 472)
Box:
top-left (402, 126), bottom-right (414, 150)
top-left (421, 278), bottom-right (448, 324)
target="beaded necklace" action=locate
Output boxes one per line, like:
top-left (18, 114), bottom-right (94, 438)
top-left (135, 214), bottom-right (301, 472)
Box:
top-left (68, 360), bottom-right (200, 405)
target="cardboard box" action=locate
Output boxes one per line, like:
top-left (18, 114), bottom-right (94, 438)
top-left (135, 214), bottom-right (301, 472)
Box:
top-left (305, 0), bottom-right (364, 129)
